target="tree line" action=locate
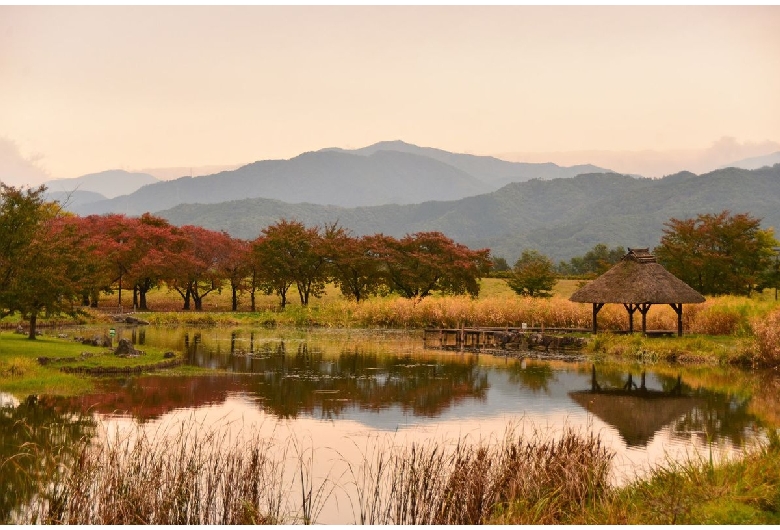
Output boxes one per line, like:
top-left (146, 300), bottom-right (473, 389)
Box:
top-left (499, 212), bottom-right (779, 299)
top-left (0, 185), bottom-right (491, 338)
top-left (3, 184), bottom-right (778, 338)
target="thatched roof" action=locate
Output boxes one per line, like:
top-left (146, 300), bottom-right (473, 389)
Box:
top-left (569, 248), bottom-right (705, 304)
top-left (569, 390), bottom-right (703, 447)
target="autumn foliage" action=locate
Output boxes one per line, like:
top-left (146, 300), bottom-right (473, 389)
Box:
top-left (1, 185), bottom-right (493, 329)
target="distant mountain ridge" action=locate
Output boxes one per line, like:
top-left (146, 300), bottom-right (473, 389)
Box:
top-left (154, 164), bottom-right (780, 264)
top-left (722, 151), bottom-right (780, 171)
top-left (325, 140), bottom-right (611, 188)
top-left (65, 141), bottom-right (615, 216)
top-left (44, 170), bottom-right (159, 199)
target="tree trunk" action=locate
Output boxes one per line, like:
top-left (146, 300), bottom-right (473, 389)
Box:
top-left (139, 289), bottom-right (148, 311)
top-left (28, 311), bottom-right (37, 340)
top-left (133, 286), bottom-right (139, 310)
top-left (182, 285), bottom-right (192, 310)
top-left (232, 285), bottom-right (239, 311)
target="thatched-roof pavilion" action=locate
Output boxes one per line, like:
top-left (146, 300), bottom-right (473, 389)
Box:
top-left (569, 248), bottom-right (705, 336)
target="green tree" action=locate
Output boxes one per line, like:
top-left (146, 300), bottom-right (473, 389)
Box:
top-left (490, 255), bottom-right (510, 273)
top-left (506, 249), bottom-right (557, 297)
top-left (558, 243), bottom-right (625, 276)
top-left (655, 210), bottom-right (778, 296)
top-left (0, 185), bottom-right (89, 338)
top-left (1, 185), bottom-right (46, 295)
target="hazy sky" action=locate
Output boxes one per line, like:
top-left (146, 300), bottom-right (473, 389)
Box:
top-left (2, 5), bottom-right (780, 184)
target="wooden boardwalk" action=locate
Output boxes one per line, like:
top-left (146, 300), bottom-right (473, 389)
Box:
top-left (423, 326), bottom-right (590, 351)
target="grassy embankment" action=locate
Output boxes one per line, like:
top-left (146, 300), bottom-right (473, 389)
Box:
top-left (0, 332), bottom-right (195, 396)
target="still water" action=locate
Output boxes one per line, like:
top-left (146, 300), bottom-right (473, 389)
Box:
top-left (2, 326), bottom-right (775, 523)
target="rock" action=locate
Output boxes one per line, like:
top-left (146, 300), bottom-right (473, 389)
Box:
top-left (163, 351), bottom-right (176, 359)
top-left (114, 338), bottom-right (145, 358)
top-left (80, 335), bottom-right (112, 347)
top-left (112, 315), bottom-right (150, 325)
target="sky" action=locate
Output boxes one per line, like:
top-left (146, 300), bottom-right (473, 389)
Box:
top-left (1, 5), bottom-right (780, 185)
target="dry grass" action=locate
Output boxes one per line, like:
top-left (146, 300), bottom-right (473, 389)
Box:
top-left (347, 426), bottom-right (613, 525)
top-left (13, 421), bottom-right (333, 525)
top-left (10, 420), bottom-right (611, 525)
top-left (68, 278), bottom-right (780, 337)
top-left (748, 307), bottom-right (780, 368)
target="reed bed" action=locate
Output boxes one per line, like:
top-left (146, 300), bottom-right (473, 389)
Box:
top-left (749, 306), bottom-right (780, 369)
top-left (346, 426), bottom-right (613, 525)
top-left (85, 279), bottom-right (776, 337)
top-left (13, 421), bottom-right (331, 525)
top-left (9, 419), bottom-right (612, 525)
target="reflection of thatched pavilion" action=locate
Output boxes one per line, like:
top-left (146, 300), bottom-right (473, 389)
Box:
top-left (570, 391), bottom-right (702, 447)
top-left (569, 367), bottom-right (703, 447)
top-left (569, 248), bottom-right (705, 336)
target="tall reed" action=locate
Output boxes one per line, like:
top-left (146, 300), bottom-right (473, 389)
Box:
top-left (749, 307), bottom-right (780, 368)
top-left (14, 421), bottom-right (332, 525)
top-left (346, 426), bottom-right (613, 525)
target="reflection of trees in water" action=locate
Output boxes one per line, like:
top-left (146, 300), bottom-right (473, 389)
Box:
top-left (179, 332), bottom-right (491, 420)
top-left (670, 390), bottom-right (758, 447)
top-left (243, 350), bottom-right (489, 419)
top-left (505, 360), bottom-right (556, 394)
top-left (54, 342), bottom-right (490, 423)
top-left (0, 398), bottom-right (95, 522)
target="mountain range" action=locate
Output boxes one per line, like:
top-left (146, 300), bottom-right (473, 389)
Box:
top-left (155, 165), bottom-right (780, 264)
top-left (43, 169), bottom-right (159, 199)
top-left (63, 141), bottom-right (613, 215)
top-left (42, 141), bottom-right (780, 264)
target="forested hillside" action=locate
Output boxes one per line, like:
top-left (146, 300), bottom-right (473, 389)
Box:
top-left (156, 165), bottom-right (780, 264)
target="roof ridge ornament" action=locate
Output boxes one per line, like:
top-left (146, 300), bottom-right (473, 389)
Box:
top-left (625, 247), bottom-right (656, 263)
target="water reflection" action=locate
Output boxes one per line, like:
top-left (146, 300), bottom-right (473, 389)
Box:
top-left (0, 397), bottom-right (95, 522)
top-left (33, 328), bottom-right (767, 453)
top-left (56, 349), bottom-right (488, 422)
top-left (569, 365), bottom-right (762, 448)
top-left (3, 327), bottom-right (778, 524)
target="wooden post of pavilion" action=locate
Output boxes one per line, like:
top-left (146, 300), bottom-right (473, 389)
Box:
top-left (592, 303), bottom-right (604, 333)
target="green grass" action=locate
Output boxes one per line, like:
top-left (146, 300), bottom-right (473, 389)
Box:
top-left (562, 433), bottom-right (780, 524)
top-left (0, 332), bottom-right (186, 397)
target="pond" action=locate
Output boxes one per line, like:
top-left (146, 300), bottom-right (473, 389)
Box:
top-left (2, 325), bottom-right (776, 524)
